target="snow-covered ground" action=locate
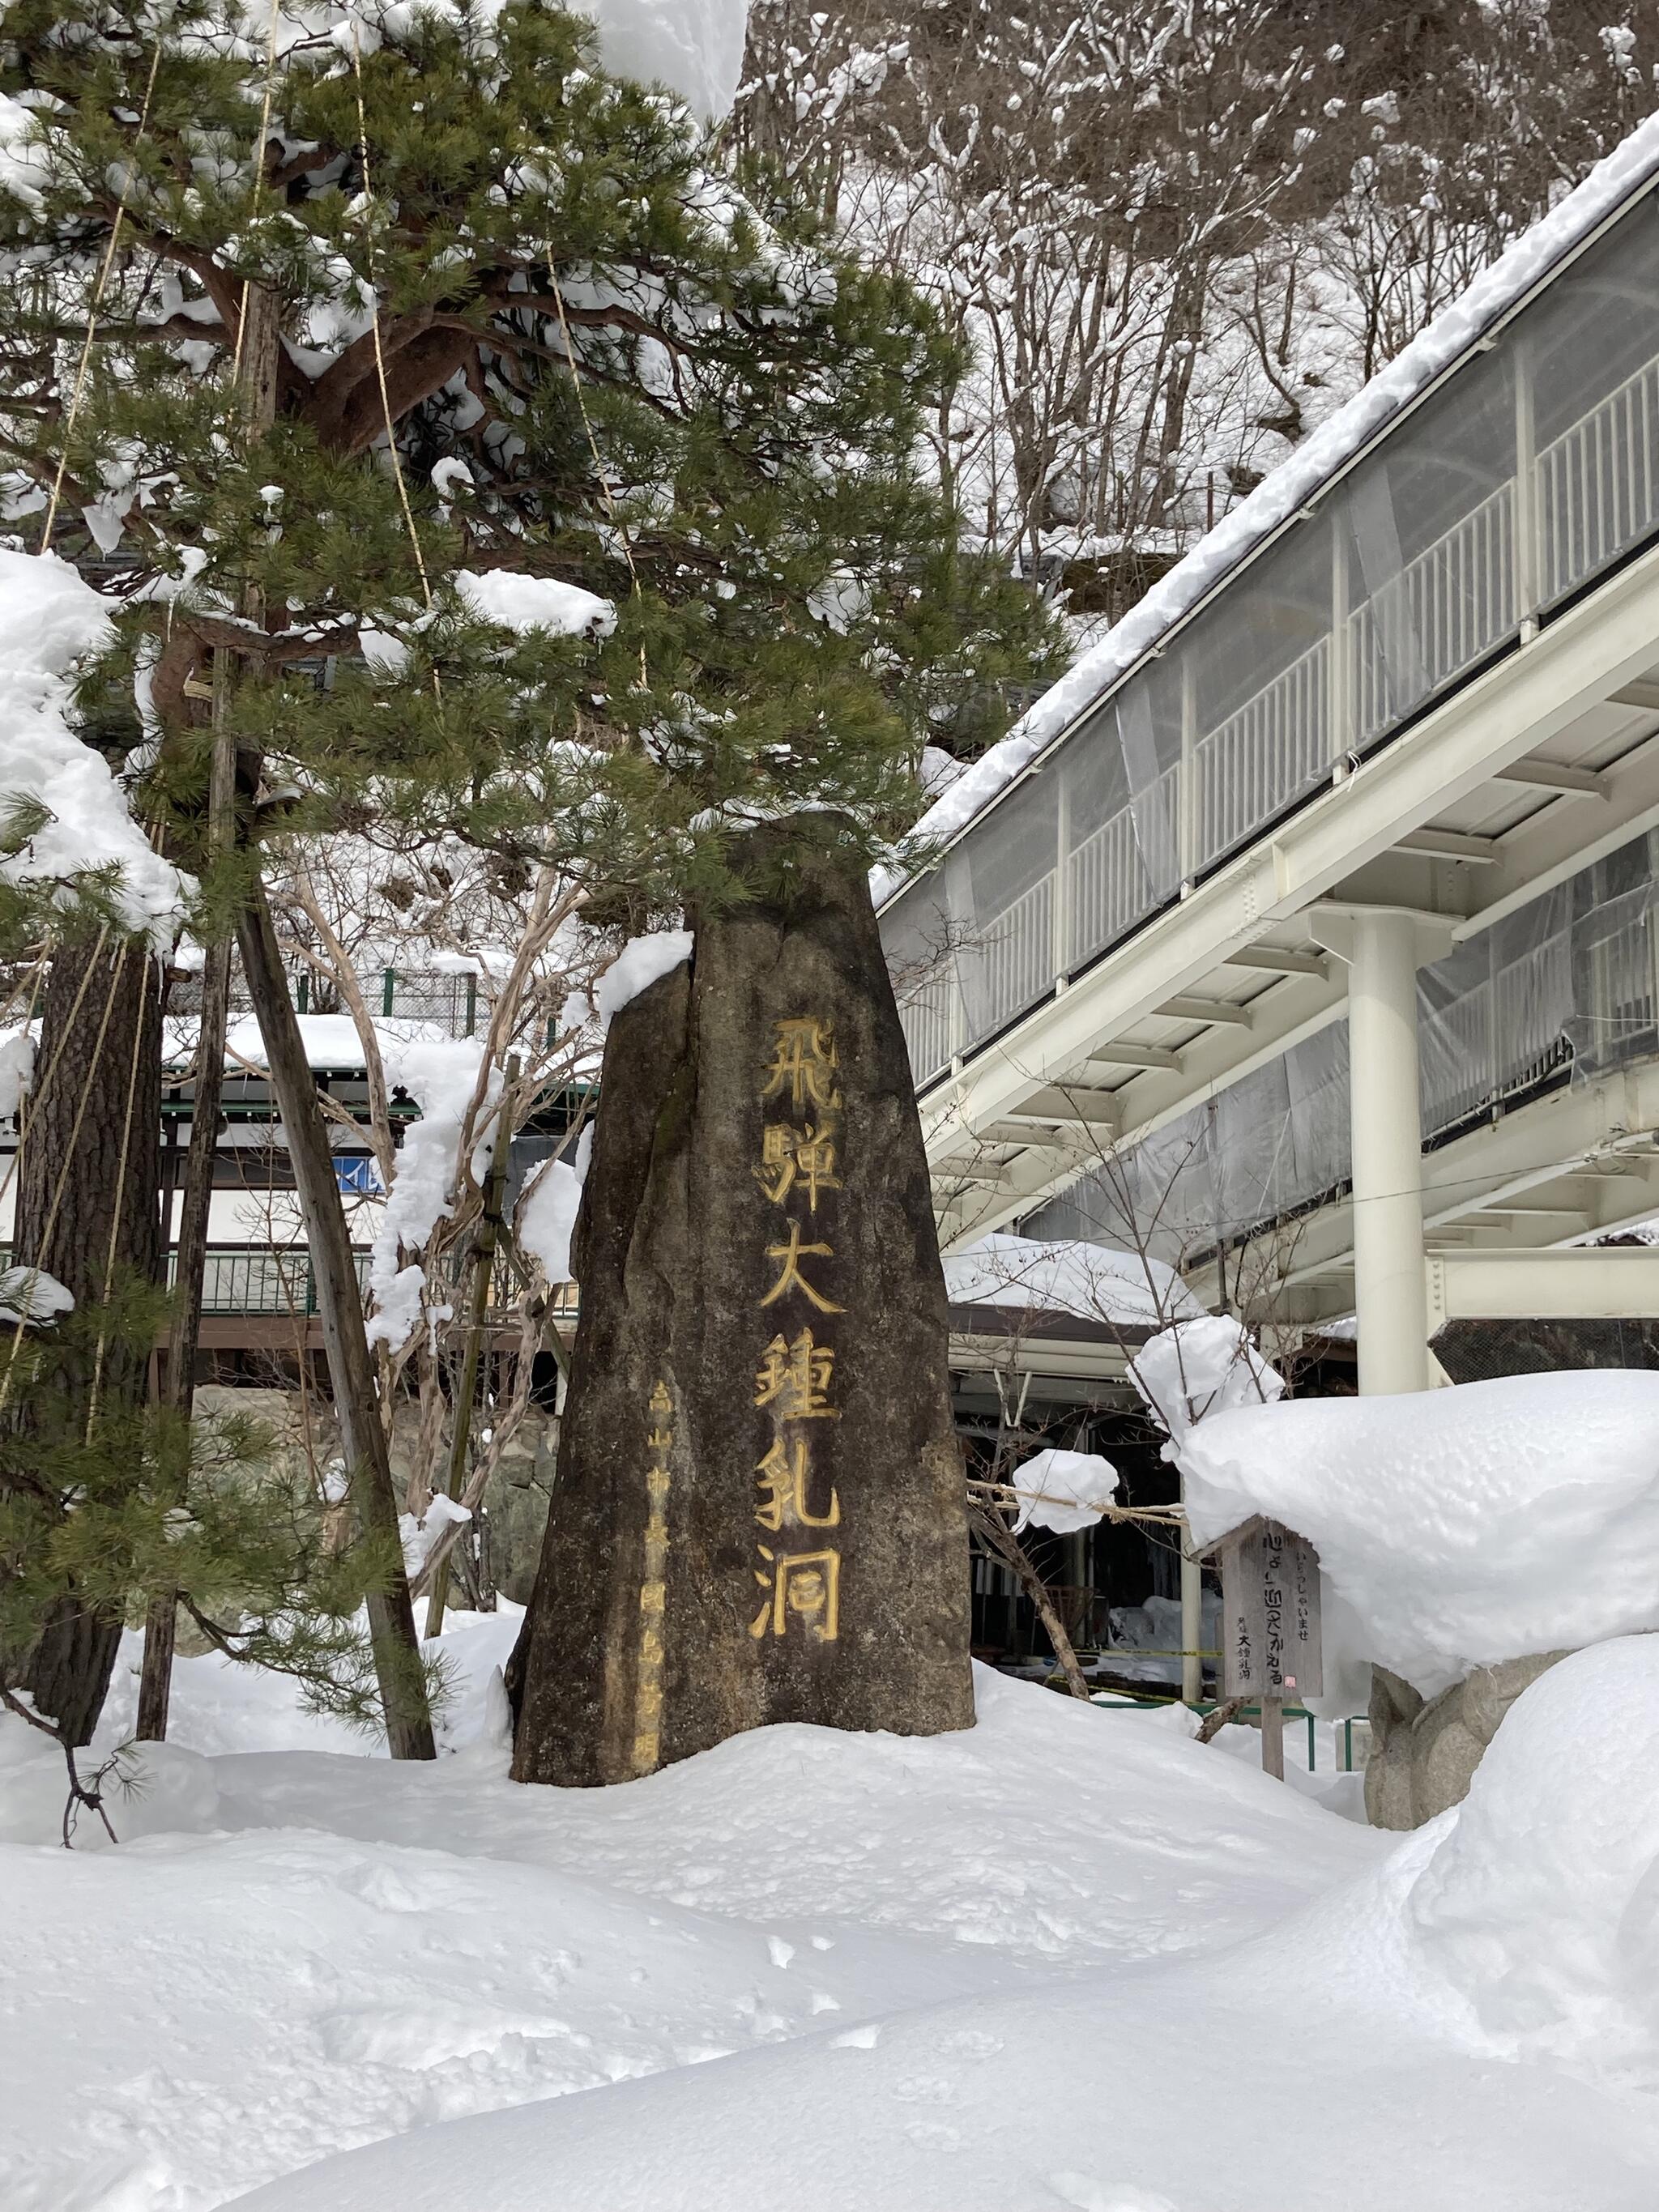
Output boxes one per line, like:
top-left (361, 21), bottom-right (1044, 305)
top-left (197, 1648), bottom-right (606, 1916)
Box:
top-left (3, 1617), bottom-right (1659, 2210)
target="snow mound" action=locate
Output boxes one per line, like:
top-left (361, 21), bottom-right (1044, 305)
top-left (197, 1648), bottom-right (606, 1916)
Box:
top-left (1009, 1446), bottom-right (1120, 1535)
top-left (1179, 1371), bottom-right (1659, 1697)
top-left (218, 1646), bottom-right (1659, 2212)
top-left (942, 1233), bottom-right (1198, 1330)
top-left (1405, 1635), bottom-right (1659, 2080)
top-left (2, 1653), bottom-right (1380, 2212)
top-left (1128, 1315), bottom-right (1284, 1452)
top-left (0, 548), bottom-right (185, 935)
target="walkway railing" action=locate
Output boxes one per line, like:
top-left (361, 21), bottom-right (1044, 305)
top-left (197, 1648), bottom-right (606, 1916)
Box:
top-left (885, 179), bottom-right (1659, 1096)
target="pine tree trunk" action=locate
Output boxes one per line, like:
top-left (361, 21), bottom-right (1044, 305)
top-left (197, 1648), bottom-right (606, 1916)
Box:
top-left (237, 887), bottom-right (436, 1761)
top-left (15, 934), bottom-right (164, 1745)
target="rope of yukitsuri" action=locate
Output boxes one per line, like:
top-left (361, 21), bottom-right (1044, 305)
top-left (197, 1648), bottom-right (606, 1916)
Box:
top-left (347, 19), bottom-right (437, 626)
top-left (544, 256), bottom-right (652, 693)
top-left (232, 0), bottom-right (285, 386)
top-left (39, 22), bottom-right (169, 552)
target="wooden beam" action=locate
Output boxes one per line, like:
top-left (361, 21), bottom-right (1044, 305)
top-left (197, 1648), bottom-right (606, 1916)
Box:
top-left (1083, 1041), bottom-right (1182, 1072)
top-left (1001, 1085), bottom-right (1120, 1128)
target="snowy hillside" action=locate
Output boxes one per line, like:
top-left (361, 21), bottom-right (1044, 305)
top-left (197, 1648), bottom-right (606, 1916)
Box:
top-left (5, 1624), bottom-right (1659, 2211)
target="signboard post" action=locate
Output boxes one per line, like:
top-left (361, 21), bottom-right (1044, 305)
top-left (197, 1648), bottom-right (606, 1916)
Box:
top-left (1212, 1519), bottom-right (1322, 1779)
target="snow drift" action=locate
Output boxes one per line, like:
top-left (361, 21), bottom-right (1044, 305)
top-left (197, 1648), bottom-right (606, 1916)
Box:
top-left (220, 1641), bottom-right (1659, 2212)
top-left (1179, 1370), bottom-right (1659, 1697)
top-left (1405, 1634), bottom-right (1659, 2079)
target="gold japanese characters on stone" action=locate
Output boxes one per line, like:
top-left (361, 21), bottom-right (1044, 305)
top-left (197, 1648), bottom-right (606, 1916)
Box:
top-left (750, 1015), bottom-right (847, 1644)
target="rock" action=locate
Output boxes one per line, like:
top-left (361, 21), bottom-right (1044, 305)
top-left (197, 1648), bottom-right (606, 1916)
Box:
top-left (510, 817), bottom-right (975, 1786)
top-left (480, 1431), bottom-right (555, 1609)
top-left (1365, 1652), bottom-right (1568, 1828)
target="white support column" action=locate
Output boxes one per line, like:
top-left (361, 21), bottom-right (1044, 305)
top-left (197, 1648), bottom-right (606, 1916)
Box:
top-left (1349, 909), bottom-right (1429, 1393)
top-left (1312, 906), bottom-right (1455, 1396)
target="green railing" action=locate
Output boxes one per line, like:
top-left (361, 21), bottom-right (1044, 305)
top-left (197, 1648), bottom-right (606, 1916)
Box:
top-left (1090, 1692), bottom-right (1372, 1774)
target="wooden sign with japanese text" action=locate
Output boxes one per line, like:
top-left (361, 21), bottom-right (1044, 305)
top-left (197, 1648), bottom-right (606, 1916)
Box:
top-left (1218, 1519), bottom-right (1323, 1701)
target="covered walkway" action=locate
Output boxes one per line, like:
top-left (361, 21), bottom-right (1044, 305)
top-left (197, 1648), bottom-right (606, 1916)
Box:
top-left (881, 118), bottom-right (1659, 1388)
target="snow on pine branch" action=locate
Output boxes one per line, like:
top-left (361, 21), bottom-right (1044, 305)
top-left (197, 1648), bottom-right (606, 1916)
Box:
top-left (0, 549), bottom-right (186, 938)
top-left (571, 0), bottom-right (752, 121)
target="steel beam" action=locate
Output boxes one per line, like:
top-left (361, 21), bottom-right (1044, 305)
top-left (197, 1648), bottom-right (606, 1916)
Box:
top-left (1426, 1246), bottom-right (1659, 1322)
top-left (1158, 994), bottom-right (1255, 1026)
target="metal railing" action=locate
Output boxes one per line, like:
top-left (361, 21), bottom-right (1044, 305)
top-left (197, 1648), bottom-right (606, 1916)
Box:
top-left (1066, 798), bottom-right (1149, 970)
top-left (1537, 352), bottom-right (1659, 607)
top-left (1350, 482), bottom-right (1515, 748)
top-left (190, 1247), bottom-right (373, 1317)
top-left (1196, 633), bottom-right (1332, 869)
top-left (170, 965), bottom-right (491, 1041)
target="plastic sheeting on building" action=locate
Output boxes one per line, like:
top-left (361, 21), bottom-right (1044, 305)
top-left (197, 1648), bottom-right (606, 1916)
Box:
top-left (1024, 830), bottom-right (1659, 1267)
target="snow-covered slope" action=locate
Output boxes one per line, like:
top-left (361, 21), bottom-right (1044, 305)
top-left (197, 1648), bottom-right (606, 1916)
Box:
top-left (232, 1641), bottom-right (1659, 2212)
top-left (0, 1627), bottom-right (1370, 2210)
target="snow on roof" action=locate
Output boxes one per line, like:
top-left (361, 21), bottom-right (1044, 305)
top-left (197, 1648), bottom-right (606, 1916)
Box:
top-left (1179, 1370), bottom-right (1659, 1699)
top-left (942, 1231), bottom-right (1201, 1332)
top-left (874, 109), bottom-right (1659, 910)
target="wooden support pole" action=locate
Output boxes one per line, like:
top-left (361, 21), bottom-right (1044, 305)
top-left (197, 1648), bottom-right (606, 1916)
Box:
top-left (1260, 1692), bottom-right (1285, 1781)
top-left (134, 928), bottom-right (233, 1741)
top-left (137, 283), bottom-right (280, 1742)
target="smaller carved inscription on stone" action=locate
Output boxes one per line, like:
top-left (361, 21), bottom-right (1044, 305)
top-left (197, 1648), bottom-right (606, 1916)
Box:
top-left (631, 1379), bottom-right (675, 1775)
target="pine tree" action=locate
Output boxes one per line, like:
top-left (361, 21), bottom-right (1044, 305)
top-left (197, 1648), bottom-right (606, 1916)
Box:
top-left (0, 0), bottom-right (1058, 1742)
top-left (0, 1279), bottom-right (438, 1835)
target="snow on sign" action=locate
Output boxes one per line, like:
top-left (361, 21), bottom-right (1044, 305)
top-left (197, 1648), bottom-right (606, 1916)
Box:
top-left (1213, 1519), bottom-right (1323, 1702)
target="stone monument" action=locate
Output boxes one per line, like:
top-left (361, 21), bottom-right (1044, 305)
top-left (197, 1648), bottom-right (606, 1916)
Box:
top-left (509, 818), bottom-right (975, 1786)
